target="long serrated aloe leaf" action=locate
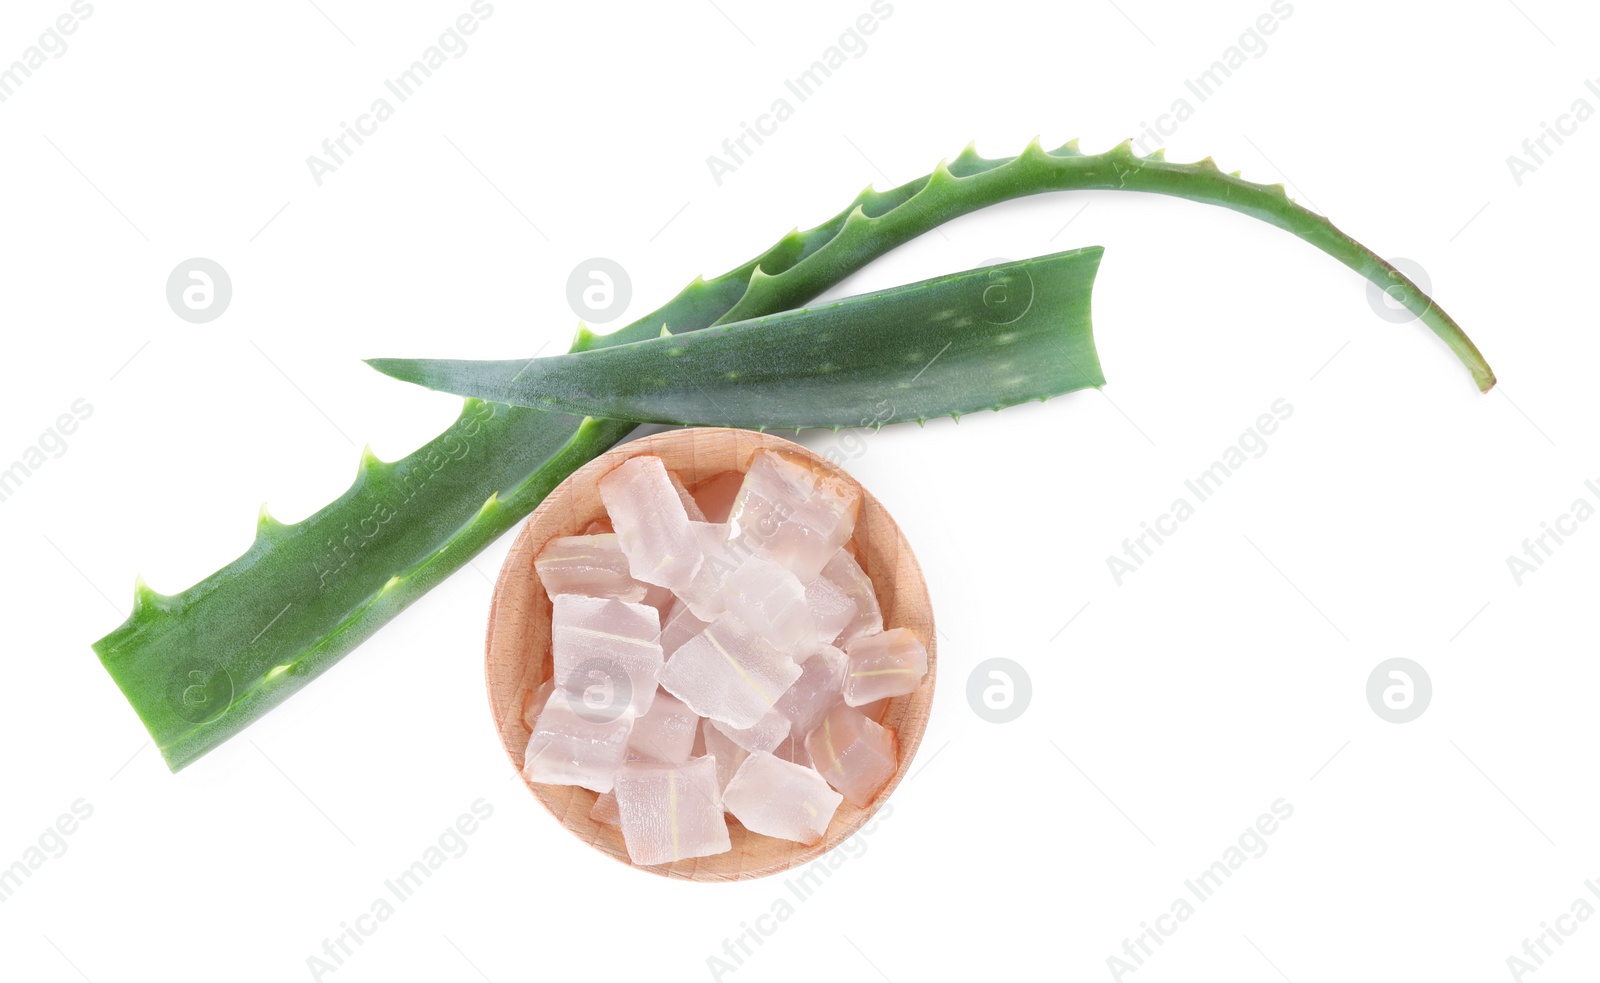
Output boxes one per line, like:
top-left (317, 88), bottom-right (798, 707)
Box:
top-left (94, 138), bottom-right (1496, 772)
top-left (367, 249), bottom-right (1105, 429)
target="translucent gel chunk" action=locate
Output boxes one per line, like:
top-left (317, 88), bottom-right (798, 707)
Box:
top-left (660, 599), bottom-right (711, 659)
top-left (726, 450), bottom-right (860, 580)
top-left (804, 573), bottom-right (859, 646)
top-left (710, 708), bottom-right (791, 754)
top-left (523, 689), bottom-right (634, 793)
top-left (774, 646), bottom-right (847, 739)
top-left (842, 628), bottom-right (928, 706)
top-left (724, 751), bottom-right (843, 845)
top-left (669, 470), bottom-right (707, 522)
top-left (522, 676), bottom-right (555, 730)
top-left (658, 613), bottom-right (802, 729)
top-left (700, 717), bottom-right (748, 795)
top-left (721, 556), bottom-right (816, 661)
top-left (627, 690), bottom-right (699, 764)
top-left (672, 521), bottom-right (737, 622)
top-left (614, 756), bottom-right (731, 865)
top-left (600, 455), bottom-right (703, 589)
top-left (821, 549), bottom-right (883, 644)
top-left (591, 790), bottom-right (621, 826)
top-left (805, 703), bottom-right (898, 807)
top-left (535, 534), bottom-right (648, 603)
top-left (550, 593), bottom-right (663, 719)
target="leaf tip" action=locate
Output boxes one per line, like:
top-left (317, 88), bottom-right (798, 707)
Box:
top-left (364, 357), bottom-right (410, 384)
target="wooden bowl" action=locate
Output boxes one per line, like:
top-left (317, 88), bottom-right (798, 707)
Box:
top-left (484, 427), bottom-right (936, 882)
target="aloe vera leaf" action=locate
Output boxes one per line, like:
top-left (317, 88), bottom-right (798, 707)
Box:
top-left (726, 140), bottom-right (1494, 391)
top-left (367, 249), bottom-right (1105, 429)
top-left (94, 139), bottom-right (1494, 772)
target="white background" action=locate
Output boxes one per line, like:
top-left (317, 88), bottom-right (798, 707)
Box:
top-left (1, 0), bottom-right (1595, 980)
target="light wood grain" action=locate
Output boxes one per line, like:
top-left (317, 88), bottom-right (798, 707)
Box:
top-left (484, 427), bottom-right (936, 882)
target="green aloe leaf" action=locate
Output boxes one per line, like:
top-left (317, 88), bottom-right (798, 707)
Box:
top-left (94, 138), bottom-right (1496, 772)
top-left (367, 249), bottom-right (1105, 429)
